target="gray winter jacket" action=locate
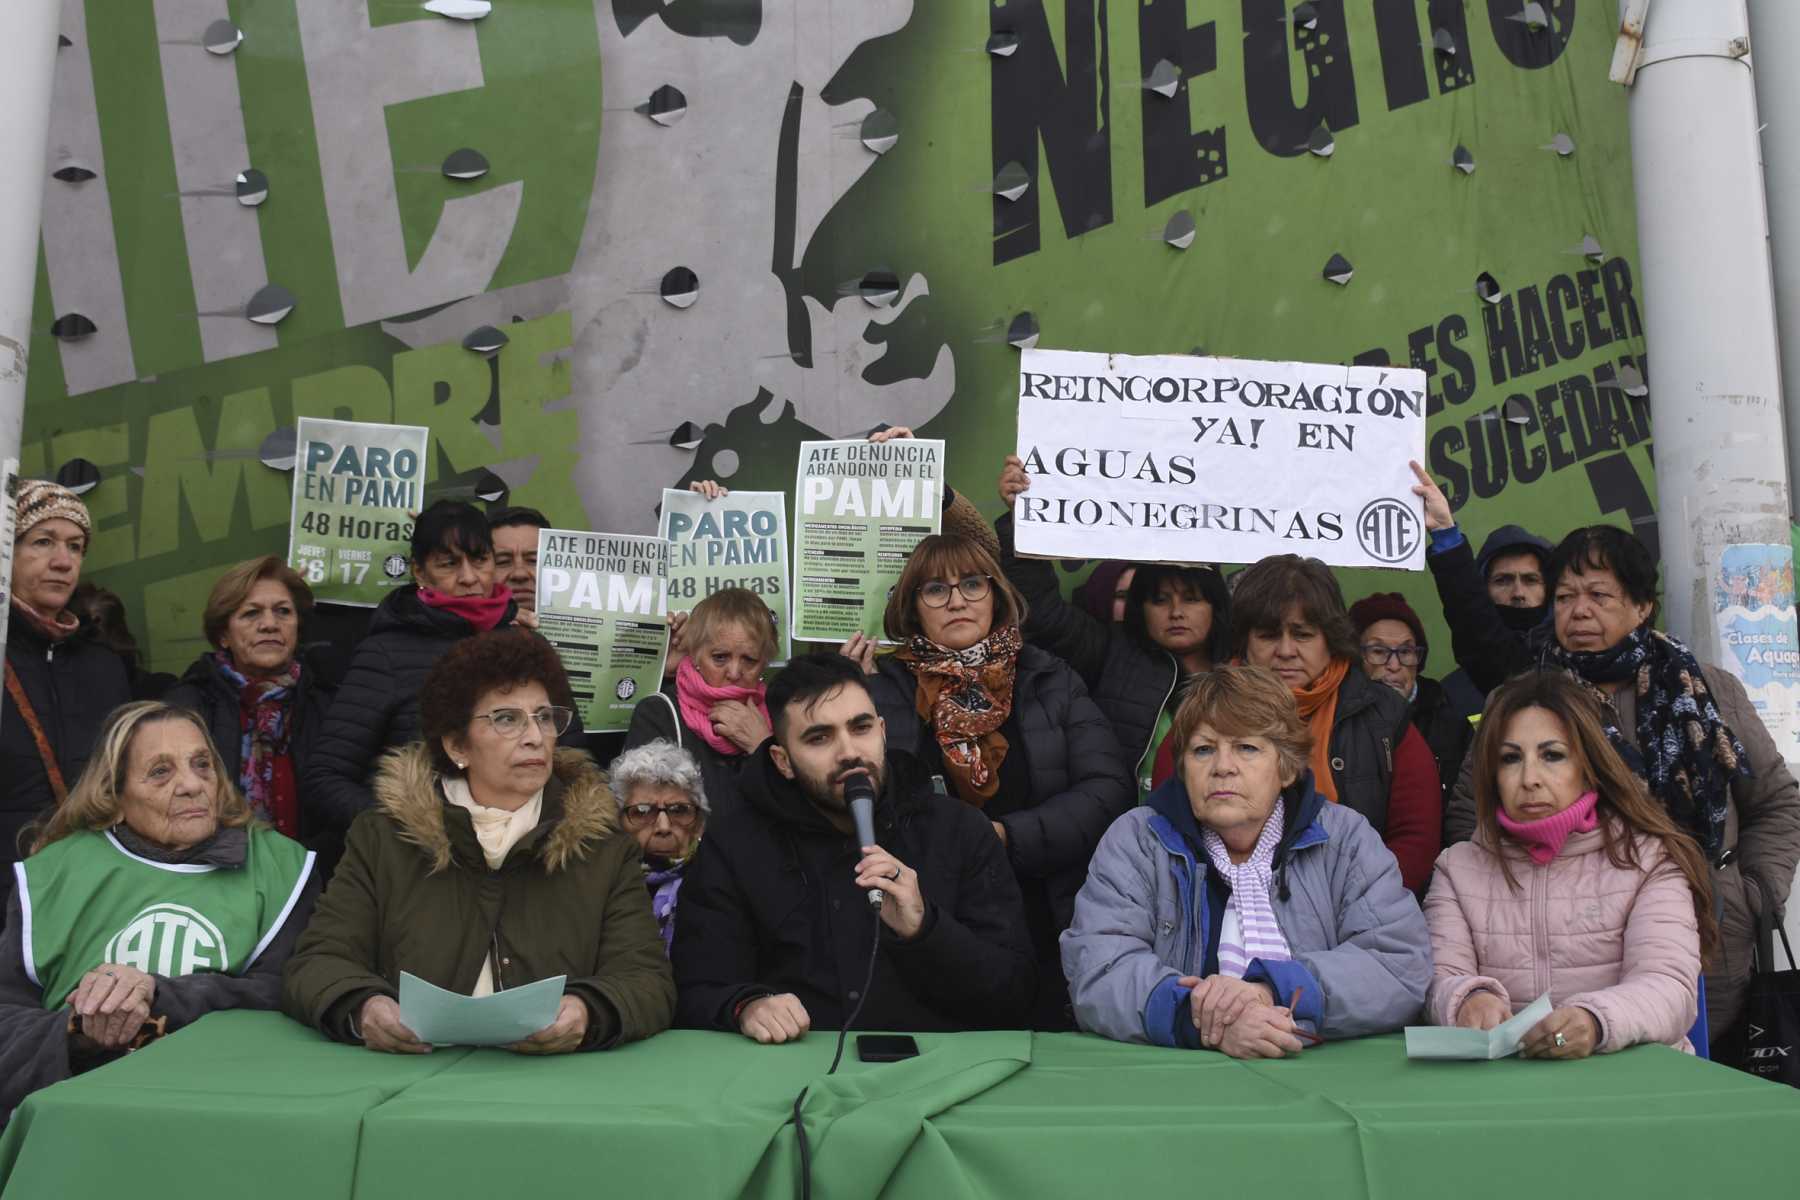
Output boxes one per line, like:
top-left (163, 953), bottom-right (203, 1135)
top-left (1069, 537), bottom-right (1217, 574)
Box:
top-left (1061, 775), bottom-right (1431, 1046)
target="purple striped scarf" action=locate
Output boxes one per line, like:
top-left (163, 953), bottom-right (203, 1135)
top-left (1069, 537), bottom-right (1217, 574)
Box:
top-left (1201, 798), bottom-right (1291, 978)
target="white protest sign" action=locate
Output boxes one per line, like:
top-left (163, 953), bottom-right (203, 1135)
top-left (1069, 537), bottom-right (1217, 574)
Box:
top-left (1013, 348), bottom-right (1428, 570)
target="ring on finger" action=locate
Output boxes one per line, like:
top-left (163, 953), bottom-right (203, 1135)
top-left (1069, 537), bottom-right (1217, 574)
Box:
top-left (1554, 1032), bottom-right (1567, 1048)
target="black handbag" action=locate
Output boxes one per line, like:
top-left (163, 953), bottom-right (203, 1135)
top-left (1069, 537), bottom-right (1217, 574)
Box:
top-left (1733, 911), bottom-right (1800, 1088)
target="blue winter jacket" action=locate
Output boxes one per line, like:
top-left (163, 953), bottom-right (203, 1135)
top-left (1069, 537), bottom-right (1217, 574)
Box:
top-left (1060, 772), bottom-right (1432, 1047)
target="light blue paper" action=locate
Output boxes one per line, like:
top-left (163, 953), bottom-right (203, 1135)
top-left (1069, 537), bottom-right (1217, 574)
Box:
top-left (1403, 992), bottom-right (1554, 1060)
top-left (398, 972), bottom-right (566, 1047)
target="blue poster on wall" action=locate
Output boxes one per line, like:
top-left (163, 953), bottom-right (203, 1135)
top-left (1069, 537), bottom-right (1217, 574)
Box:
top-left (1715, 544), bottom-right (1800, 754)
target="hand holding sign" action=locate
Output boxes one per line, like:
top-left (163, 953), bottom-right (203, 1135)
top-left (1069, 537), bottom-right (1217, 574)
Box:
top-left (1409, 460), bottom-right (1455, 532)
top-left (688, 479), bottom-right (730, 501)
top-left (998, 454), bottom-right (1031, 506)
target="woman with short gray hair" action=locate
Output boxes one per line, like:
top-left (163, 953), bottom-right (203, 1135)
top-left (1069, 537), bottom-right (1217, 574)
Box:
top-left (610, 740), bottom-right (709, 953)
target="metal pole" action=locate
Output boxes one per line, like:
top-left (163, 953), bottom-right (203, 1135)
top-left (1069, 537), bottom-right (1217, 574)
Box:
top-left (1628, 1), bottom-right (1789, 645)
top-left (1625, 0), bottom-right (1800, 942)
top-left (1748, 0), bottom-right (1800, 525)
top-left (0, 1), bottom-right (64, 695)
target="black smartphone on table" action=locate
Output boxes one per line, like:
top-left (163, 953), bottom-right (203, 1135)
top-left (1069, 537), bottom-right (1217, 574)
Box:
top-left (856, 1034), bottom-right (921, 1063)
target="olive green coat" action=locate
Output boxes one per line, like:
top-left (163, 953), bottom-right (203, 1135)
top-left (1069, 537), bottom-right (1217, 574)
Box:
top-left (282, 745), bottom-right (673, 1049)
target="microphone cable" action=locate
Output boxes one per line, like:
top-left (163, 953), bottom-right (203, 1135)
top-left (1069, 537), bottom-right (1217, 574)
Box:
top-left (790, 902), bottom-right (882, 1200)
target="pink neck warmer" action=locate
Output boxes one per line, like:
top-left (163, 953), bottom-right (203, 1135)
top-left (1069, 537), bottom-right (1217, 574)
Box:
top-left (1497, 791), bottom-right (1600, 864)
top-left (417, 582), bottom-right (511, 632)
top-left (676, 656), bottom-right (770, 757)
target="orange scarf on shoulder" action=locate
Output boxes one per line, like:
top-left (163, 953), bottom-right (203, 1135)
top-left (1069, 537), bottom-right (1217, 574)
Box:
top-left (1290, 658), bottom-right (1349, 804)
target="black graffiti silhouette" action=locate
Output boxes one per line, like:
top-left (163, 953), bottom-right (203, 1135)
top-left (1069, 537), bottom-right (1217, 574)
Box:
top-left (1585, 451), bottom-right (1659, 564)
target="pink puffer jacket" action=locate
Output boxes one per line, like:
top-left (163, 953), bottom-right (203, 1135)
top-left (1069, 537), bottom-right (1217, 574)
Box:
top-left (1424, 820), bottom-right (1701, 1053)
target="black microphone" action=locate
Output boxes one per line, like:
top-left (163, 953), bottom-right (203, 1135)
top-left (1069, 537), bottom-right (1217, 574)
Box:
top-left (844, 770), bottom-right (882, 909)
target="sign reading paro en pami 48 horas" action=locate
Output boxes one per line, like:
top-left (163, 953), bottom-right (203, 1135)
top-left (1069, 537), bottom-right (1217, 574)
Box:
top-left (287, 418), bottom-right (430, 607)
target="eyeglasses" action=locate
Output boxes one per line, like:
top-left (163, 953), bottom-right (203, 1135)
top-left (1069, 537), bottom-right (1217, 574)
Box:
top-left (621, 802), bottom-right (701, 828)
top-left (918, 575), bottom-right (992, 608)
top-left (1360, 643), bottom-right (1423, 667)
top-left (474, 706), bottom-right (574, 738)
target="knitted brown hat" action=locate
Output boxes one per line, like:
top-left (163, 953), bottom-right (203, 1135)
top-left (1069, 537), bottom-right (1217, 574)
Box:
top-left (1348, 591), bottom-right (1426, 646)
top-left (14, 479), bottom-right (92, 540)
top-left (940, 486), bottom-right (1001, 560)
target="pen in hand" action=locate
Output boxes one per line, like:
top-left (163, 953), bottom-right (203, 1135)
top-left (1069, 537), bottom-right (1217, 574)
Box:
top-left (1286, 988), bottom-right (1324, 1045)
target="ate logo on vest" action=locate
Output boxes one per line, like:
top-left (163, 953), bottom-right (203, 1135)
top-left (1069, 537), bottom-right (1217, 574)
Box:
top-left (1356, 498), bottom-right (1421, 565)
top-left (103, 903), bottom-right (230, 977)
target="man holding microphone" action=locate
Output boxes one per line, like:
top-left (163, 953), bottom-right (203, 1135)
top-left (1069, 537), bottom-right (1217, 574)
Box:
top-left (670, 653), bottom-right (1036, 1040)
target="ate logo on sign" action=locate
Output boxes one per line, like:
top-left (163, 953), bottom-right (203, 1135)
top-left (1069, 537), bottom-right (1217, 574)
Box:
top-left (103, 903), bottom-right (229, 977)
top-left (1356, 498), bottom-right (1421, 565)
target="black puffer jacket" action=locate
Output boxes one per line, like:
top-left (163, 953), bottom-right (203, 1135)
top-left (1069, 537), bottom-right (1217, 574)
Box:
top-left (2, 614), bottom-right (130, 865)
top-left (995, 513), bottom-right (1177, 776)
top-left (671, 746), bottom-right (1036, 1033)
top-left (165, 647), bottom-right (338, 841)
top-left (621, 682), bottom-right (753, 811)
top-left (1408, 676), bottom-right (1471, 817)
top-left (864, 646), bottom-right (1133, 932)
top-left (302, 586), bottom-right (525, 832)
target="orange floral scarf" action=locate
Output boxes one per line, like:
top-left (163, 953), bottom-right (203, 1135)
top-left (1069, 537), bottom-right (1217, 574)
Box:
top-left (1290, 657), bottom-right (1349, 804)
top-left (897, 624), bottom-right (1023, 806)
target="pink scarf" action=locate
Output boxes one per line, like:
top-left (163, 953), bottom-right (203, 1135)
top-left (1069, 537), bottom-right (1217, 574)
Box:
top-left (675, 657), bottom-right (769, 757)
top-left (1497, 791), bottom-right (1600, 864)
top-left (417, 582), bottom-right (511, 632)
top-left (11, 597), bottom-right (80, 643)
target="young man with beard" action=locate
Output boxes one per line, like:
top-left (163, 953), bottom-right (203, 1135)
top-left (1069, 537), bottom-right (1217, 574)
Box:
top-left (670, 653), bottom-right (1036, 1041)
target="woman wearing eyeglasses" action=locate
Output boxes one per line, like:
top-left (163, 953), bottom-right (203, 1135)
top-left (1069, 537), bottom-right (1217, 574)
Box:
top-left (283, 630), bottom-right (674, 1054)
top-left (859, 534), bottom-right (1132, 1030)
top-left (1350, 593), bottom-right (1472, 825)
top-left (608, 740), bottom-right (709, 953)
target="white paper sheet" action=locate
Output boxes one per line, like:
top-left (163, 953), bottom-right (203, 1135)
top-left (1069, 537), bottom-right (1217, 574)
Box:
top-left (397, 972), bottom-right (566, 1047)
top-left (1403, 992), bottom-right (1554, 1060)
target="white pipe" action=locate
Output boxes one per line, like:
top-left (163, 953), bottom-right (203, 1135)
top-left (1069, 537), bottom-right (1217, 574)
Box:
top-left (0, 1), bottom-right (64, 699)
top-left (1744, 0), bottom-right (1800, 971)
top-left (1629, 0), bottom-right (1788, 644)
top-left (1626, 0), bottom-right (1800, 952)
top-left (1748, 0), bottom-right (1800, 523)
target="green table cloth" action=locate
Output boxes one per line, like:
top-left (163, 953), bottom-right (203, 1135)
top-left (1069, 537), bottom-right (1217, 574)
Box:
top-left (3, 1012), bottom-right (1795, 1200)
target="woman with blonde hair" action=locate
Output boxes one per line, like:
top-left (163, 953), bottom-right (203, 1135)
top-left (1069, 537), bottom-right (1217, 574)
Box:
top-left (1426, 671), bottom-right (1715, 1057)
top-left (0, 702), bottom-right (317, 1123)
top-left (625, 585), bottom-right (779, 809)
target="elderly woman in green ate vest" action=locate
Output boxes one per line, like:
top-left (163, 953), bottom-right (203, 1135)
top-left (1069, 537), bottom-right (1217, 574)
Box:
top-left (0, 702), bottom-right (318, 1125)
top-left (282, 629), bottom-right (674, 1054)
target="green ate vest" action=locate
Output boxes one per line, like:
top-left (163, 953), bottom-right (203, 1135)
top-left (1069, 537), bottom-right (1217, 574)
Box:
top-left (14, 827), bottom-right (314, 1008)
